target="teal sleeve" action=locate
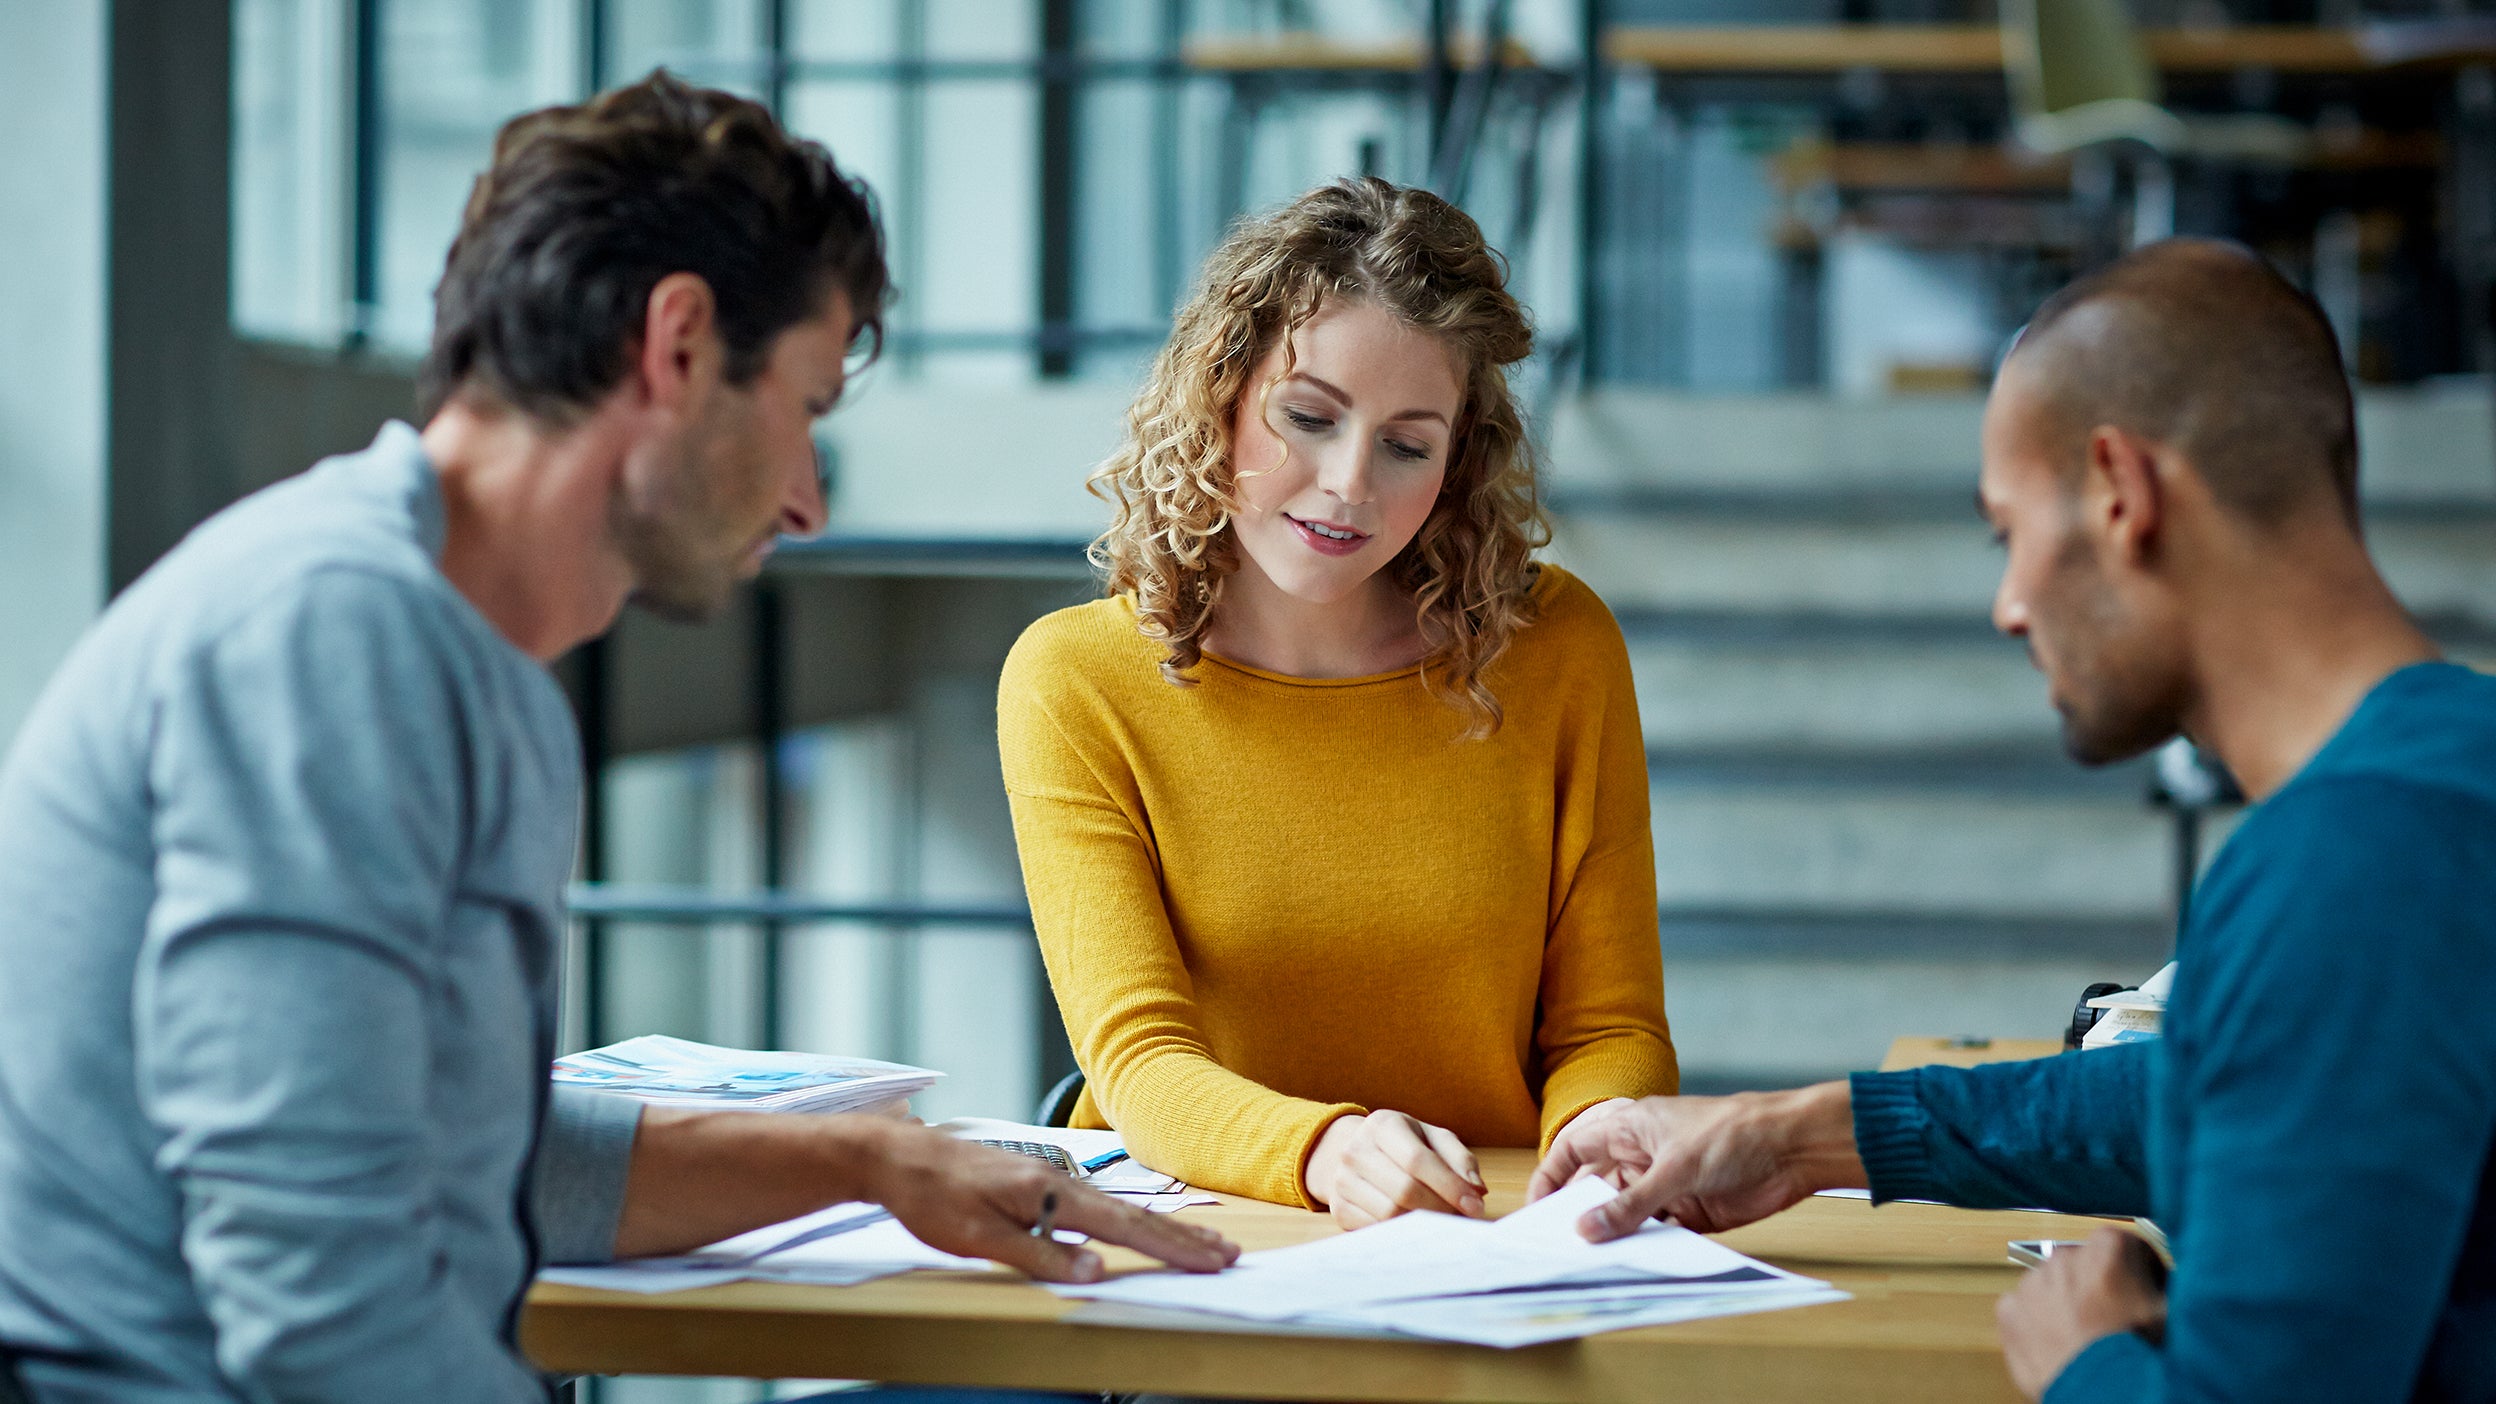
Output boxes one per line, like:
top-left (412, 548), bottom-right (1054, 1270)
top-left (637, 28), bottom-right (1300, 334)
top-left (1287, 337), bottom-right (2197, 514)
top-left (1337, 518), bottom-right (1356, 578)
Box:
top-left (1849, 1045), bottom-right (2153, 1216)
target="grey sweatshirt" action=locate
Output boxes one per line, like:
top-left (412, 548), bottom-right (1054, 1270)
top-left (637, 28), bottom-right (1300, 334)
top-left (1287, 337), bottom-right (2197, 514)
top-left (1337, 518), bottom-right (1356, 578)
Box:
top-left (0, 423), bottom-right (640, 1403)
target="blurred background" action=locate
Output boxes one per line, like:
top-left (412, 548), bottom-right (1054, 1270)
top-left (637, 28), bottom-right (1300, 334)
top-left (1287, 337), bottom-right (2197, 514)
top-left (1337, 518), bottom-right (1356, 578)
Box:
top-left (11, 1), bottom-right (2496, 1392)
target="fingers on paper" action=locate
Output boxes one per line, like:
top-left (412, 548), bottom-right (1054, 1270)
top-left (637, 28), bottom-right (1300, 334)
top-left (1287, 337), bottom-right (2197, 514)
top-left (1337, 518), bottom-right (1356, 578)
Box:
top-left (1583, 1150), bottom-right (1693, 1242)
top-left (1527, 1138), bottom-right (1596, 1202)
top-left (1054, 1183), bottom-right (1238, 1273)
top-left (988, 1226), bottom-right (1106, 1284)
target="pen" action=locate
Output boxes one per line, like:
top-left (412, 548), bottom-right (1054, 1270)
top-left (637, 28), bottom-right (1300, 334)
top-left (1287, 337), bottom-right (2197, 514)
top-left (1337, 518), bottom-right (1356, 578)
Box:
top-left (1079, 1149), bottom-right (1130, 1174)
top-left (1030, 1190), bottom-right (1057, 1240)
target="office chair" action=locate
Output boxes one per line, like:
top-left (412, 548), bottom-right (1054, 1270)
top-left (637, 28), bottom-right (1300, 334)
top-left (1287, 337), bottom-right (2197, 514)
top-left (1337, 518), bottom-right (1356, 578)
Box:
top-left (1036, 1070), bottom-right (1086, 1129)
top-left (2001, 0), bottom-right (2307, 247)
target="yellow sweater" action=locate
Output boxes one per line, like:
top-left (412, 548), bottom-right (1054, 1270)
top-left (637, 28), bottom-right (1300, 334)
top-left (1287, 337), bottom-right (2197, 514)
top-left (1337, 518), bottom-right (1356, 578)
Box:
top-left (996, 565), bottom-right (1677, 1207)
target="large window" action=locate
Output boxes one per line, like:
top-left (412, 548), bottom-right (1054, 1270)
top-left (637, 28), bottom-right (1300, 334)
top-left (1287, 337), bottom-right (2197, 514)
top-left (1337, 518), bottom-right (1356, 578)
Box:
top-left (231, 0), bottom-right (1591, 387)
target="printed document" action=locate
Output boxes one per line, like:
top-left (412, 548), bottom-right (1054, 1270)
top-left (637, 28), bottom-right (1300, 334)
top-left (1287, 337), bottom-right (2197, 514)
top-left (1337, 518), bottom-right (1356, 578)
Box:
top-left (1055, 1176), bottom-right (1843, 1346)
top-left (551, 1035), bottom-right (939, 1114)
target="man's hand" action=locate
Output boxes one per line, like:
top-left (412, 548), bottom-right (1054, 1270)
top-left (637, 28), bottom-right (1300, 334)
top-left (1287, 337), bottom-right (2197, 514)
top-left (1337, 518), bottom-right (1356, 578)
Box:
top-left (1305, 1110), bottom-right (1485, 1229)
top-left (613, 1109), bottom-right (1236, 1282)
top-left (863, 1127), bottom-right (1237, 1283)
top-left (1997, 1226), bottom-right (2168, 1400)
top-left (1527, 1084), bottom-right (1865, 1241)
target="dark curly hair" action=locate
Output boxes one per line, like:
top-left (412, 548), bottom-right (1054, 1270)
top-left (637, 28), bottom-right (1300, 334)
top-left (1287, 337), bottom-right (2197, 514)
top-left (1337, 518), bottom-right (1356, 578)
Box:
top-left (418, 70), bottom-right (888, 424)
top-left (1089, 176), bottom-right (1547, 737)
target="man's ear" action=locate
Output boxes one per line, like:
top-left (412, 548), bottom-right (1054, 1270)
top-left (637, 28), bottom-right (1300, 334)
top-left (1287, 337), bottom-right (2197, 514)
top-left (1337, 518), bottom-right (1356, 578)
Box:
top-left (634, 271), bottom-right (721, 418)
top-left (2083, 424), bottom-right (2164, 564)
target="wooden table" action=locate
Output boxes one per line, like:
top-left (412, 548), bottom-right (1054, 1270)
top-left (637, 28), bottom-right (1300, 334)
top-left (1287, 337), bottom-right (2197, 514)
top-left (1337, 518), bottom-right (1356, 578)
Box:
top-left (1882, 1035), bottom-right (2064, 1071)
top-left (526, 1040), bottom-right (2091, 1404)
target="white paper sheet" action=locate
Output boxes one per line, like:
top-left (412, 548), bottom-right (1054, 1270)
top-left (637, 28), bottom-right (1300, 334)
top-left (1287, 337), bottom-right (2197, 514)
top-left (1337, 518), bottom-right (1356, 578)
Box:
top-left (537, 1263), bottom-right (757, 1295)
top-left (742, 1217), bottom-right (996, 1276)
top-left (1317, 1283), bottom-right (1852, 1348)
top-left (1054, 1176), bottom-right (1843, 1344)
top-left (533, 1196), bottom-right (1005, 1296)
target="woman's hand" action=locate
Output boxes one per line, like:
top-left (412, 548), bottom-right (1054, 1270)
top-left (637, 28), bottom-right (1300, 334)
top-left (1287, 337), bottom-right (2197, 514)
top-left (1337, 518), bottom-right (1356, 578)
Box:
top-left (1304, 1110), bottom-right (1485, 1229)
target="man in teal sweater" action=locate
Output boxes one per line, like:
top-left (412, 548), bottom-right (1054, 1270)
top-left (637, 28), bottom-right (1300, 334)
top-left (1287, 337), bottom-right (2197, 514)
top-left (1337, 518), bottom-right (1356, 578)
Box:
top-left (1537, 240), bottom-right (2495, 1401)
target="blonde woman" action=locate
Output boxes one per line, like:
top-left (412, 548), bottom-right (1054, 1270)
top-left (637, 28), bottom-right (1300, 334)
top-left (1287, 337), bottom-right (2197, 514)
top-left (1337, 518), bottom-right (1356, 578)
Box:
top-left (997, 178), bottom-right (1675, 1226)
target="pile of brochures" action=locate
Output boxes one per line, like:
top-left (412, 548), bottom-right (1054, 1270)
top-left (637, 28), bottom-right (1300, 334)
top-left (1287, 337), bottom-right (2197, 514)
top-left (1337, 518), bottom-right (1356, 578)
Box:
top-left (1055, 1176), bottom-right (1846, 1349)
top-left (540, 1200), bottom-right (999, 1295)
top-left (551, 1035), bottom-right (940, 1115)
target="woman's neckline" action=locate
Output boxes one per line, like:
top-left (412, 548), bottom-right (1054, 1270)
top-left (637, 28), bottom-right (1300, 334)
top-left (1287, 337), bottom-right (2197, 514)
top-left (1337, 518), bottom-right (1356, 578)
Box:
top-left (1133, 563), bottom-right (1557, 689)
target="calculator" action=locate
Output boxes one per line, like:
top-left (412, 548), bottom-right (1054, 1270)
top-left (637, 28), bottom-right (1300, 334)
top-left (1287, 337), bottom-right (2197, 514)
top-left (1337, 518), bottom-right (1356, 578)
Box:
top-left (975, 1139), bottom-right (1077, 1176)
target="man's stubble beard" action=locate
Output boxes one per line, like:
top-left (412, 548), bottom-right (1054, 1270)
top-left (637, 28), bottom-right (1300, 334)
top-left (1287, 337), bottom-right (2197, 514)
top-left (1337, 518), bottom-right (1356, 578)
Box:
top-left (610, 435), bottom-right (748, 625)
top-left (2041, 541), bottom-right (2188, 768)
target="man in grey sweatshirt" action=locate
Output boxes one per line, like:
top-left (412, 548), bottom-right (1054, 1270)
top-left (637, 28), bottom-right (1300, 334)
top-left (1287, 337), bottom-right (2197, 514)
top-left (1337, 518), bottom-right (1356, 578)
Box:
top-left (0, 73), bottom-right (1231, 1404)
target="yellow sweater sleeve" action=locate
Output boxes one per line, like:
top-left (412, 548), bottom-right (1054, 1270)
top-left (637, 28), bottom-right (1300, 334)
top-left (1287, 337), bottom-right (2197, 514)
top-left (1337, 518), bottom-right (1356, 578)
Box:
top-left (999, 680), bottom-right (1361, 1207)
top-left (1530, 591), bottom-right (1680, 1147)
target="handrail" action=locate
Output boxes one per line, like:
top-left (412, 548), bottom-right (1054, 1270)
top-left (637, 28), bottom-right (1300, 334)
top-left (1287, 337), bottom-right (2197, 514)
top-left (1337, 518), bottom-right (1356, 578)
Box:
top-left (567, 884), bottom-right (1033, 928)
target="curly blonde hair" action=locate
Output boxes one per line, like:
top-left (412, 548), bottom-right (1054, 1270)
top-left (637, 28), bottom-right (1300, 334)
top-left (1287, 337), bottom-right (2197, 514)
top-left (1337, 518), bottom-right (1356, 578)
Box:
top-left (1088, 177), bottom-right (1549, 737)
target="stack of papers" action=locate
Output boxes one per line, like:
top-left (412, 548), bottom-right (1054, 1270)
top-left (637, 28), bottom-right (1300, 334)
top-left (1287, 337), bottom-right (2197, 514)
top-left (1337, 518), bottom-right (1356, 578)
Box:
top-left (541, 1201), bottom-right (1005, 1295)
top-left (551, 1035), bottom-right (940, 1114)
top-left (1056, 1177), bottom-right (1846, 1348)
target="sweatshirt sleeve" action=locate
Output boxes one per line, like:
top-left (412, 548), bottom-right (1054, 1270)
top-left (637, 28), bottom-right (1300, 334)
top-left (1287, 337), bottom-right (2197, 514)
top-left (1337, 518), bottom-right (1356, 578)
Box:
top-left (529, 1087), bottom-right (643, 1266)
top-left (134, 570), bottom-right (547, 1404)
top-left (1848, 1046), bottom-right (2154, 1216)
top-left (999, 645), bottom-right (1361, 1208)
top-left (2039, 777), bottom-right (2496, 1404)
top-left (1533, 592), bottom-right (1679, 1146)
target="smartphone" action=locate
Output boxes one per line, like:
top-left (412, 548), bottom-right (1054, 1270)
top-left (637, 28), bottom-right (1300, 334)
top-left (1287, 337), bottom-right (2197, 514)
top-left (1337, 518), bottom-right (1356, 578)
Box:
top-left (2008, 1239), bottom-right (2087, 1268)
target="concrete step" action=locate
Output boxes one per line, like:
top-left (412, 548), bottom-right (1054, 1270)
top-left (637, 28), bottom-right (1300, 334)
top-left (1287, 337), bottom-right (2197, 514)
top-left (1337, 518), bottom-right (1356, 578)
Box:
top-left (1647, 781), bottom-right (2212, 922)
top-left (1559, 509), bottom-right (2496, 623)
top-left (1621, 605), bottom-right (2496, 762)
top-left (1623, 613), bottom-right (2055, 752)
top-left (1648, 743), bottom-right (2146, 796)
top-left (1542, 388), bottom-right (2496, 502)
top-left (1663, 954), bottom-right (2158, 1088)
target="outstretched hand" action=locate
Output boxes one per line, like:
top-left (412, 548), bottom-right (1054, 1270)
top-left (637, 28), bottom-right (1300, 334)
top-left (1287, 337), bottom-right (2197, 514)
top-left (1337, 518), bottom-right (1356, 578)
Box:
top-left (611, 1108), bottom-right (1237, 1282)
top-left (1527, 1085), bottom-right (1865, 1241)
top-left (869, 1128), bottom-right (1239, 1283)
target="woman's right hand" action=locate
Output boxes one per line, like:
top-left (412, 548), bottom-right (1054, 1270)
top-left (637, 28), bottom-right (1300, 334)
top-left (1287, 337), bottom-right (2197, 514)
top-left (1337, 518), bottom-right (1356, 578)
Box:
top-left (1304, 1110), bottom-right (1485, 1229)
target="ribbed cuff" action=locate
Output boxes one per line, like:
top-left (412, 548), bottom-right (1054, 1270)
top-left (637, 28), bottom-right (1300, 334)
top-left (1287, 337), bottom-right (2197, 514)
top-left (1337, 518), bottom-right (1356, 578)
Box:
top-left (1538, 1042), bottom-right (1682, 1154)
top-left (1848, 1069), bottom-right (1944, 1205)
top-left (1540, 1095), bottom-right (1635, 1154)
top-left (2042, 1329), bottom-right (2158, 1403)
top-left (532, 1087), bottom-right (644, 1265)
top-left (1292, 1104), bottom-right (1370, 1210)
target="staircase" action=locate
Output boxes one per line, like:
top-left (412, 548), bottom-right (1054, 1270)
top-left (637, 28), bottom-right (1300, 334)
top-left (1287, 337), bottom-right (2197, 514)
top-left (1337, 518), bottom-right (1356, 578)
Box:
top-left (1543, 390), bottom-right (2496, 1090)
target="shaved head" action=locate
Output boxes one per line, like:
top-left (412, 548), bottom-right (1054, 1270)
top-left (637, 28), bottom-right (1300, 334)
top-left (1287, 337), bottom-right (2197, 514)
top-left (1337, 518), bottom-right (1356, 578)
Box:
top-left (2006, 238), bottom-right (2357, 525)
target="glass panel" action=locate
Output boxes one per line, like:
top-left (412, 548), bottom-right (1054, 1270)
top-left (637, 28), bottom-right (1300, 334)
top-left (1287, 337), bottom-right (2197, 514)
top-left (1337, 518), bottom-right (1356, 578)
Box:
top-left (368, 0), bottom-right (575, 351)
top-left (1079, 0), bottom-right (1166, 60)
top-left (926, 0), bottom-right (1036, 62)
top-left (916, 79), bottom-right (1038, 380)
top-left (788, 0), bottom-right (901, 65)
top-left (232, 0), bottom-right (348, 343)
top-left (604, 0), bottom-right (768, 95)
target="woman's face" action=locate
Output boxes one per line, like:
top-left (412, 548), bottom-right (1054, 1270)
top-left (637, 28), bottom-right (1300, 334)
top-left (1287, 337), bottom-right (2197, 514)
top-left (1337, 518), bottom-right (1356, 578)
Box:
top-left (1226, 299), bottom-right (1464, 607)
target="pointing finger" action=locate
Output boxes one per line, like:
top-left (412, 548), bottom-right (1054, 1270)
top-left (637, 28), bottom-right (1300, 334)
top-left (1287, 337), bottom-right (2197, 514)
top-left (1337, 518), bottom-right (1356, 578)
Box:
top-left (1582, 1151), bottom-right (1691, 1242)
